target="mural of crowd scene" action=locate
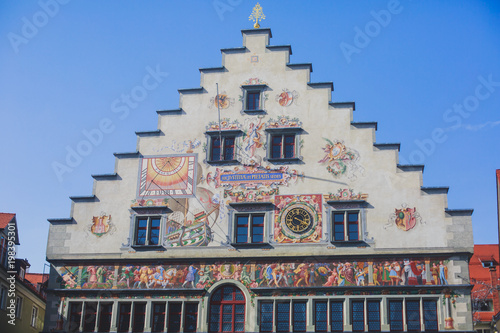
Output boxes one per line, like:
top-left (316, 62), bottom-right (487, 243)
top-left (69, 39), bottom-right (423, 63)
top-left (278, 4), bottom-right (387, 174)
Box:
top-left (57, 259), bottom-right (449, 290)
top-left (274, 194), bottom-right (322, 243)
top-left (58, 266), bottom-right (116, 289)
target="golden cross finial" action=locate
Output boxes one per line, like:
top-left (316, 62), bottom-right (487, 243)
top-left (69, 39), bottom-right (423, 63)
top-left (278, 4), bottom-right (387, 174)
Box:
top-left (249, 3), bottom-right (265, 29)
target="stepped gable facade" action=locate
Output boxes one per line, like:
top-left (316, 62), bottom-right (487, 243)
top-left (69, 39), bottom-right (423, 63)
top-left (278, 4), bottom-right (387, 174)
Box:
top-left (44, 28), bottom-right (475, 332)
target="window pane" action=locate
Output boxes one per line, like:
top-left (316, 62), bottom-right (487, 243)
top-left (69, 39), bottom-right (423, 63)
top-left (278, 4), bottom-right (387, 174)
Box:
top-left (82, 302), bottom-right (97, 332)
top-left (184, 303), bottom-right (198, 332)
top-left (209, 304), bottom-right (220, 332)
top-left (132, 302), bottom-right (146, 332)
top-left (293, 302), bottom-right (306, 332)
top-left (118, 303), bottom-right (131, 332)
top-left (235, 304), bottom-right (245, 332)
top-left (367, 301), bottom-right (380, 332)
top-left (331, 301), bottom-right (343, 332)
top-left (237, 216), bottom-right (249, 243)
top-left (247, 92), bottom-right (260, 110)
top-left (315, 301), bottom-right (327, 332)
top-left (98, 303), bottom-right (113, 332)
top-left (168, 303), bottom-right (182, 333)
top-left (389, 301), bottom-right (403, 331)
top-left (152, 302), bottom-right (166, 333)
top-left (212, 138), bottom-right (221, 161)
top-left (423, 300), bottom-right (438, 331)
top-left (252, 214), bottom-right (265, 243)
top-left (276, 302), bottom-right (290, 332)
top-left (272, 136), bottom-right (282, 158)
top-left (351, 301), bottom-right (364, 332)
top-left (284, 135), bottom-right (295, 158)
top-left (136, 219), bottom-right (148, 245)
top-left (68, 302), bottom-right (82, 333)
top-left (406, 300), bottom-right (421, 331)
top-left (334, 213), bottom-right (345, 223)
top-left (224, 137), bottom-right (235, 160)
top-left (261, 302), bottom-right (273, 332)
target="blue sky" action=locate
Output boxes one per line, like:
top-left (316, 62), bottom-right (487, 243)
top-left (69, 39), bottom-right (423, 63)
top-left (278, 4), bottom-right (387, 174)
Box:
top-left (1, 0), bottom-right (499, 272)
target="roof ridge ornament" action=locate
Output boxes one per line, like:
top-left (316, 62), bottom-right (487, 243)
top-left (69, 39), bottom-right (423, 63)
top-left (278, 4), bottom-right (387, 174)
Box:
top-left (249, 3), bottom-right (265, 28)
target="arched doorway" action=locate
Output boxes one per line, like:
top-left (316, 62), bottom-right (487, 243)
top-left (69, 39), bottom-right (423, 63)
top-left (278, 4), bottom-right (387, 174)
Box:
top-left (208, 284), bottom-right (246, 332)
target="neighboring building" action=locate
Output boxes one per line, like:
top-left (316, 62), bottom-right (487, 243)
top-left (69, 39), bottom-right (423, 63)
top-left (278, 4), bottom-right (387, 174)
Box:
top-left (0, 213), bottom-right (46, 333)
top-left (470, 244), bottom-right (500, 333)
top-left (43, 25), bottom-right (475, 332)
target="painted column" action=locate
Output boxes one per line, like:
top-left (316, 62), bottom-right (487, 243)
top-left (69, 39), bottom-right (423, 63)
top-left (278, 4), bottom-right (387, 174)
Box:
top-left (110, 300), bottom-right (118, 332)
top-left (76, 265), bottom-right (83, 289)
top-left (425, 260), bottom-right (432, 285)
top-left (444, 294), bottom-right (454, 329)
top-left (112, 265), bottom-right (119, 289)
top-left (368, 261), bottom-right (374, 286)
top-left (144, 299), bottom-right (152, 332)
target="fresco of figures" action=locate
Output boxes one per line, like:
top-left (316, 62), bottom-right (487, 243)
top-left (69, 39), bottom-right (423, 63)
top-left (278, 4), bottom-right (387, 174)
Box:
top-left (57, 259), bottom-right (449, 290)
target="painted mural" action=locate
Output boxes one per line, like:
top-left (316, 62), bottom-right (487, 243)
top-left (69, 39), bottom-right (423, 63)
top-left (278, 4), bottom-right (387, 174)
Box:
top-left (205, 118), bottom-right (241, 131)
top-left (138, 155), bottom-right (196, 198)
top-left (274, 194), bottom-right (322, 243)
top-left (318, 138), bottom-right (363, 180)
top-left (152, 139), bottom-right (201, 154)
top-left (56, 259), bottom-right (449, 290)
top-left (242, 78), bottom-right (267, 85)
top-left (163, 187), bottom-right (219, 247)
top-left (209, 92), bottom-right (235, 110)
top-left (385, 204), bottom-right (424, 231)
top-left (241, 117), bottom-right (265, 166)
top-left (266, 115), bottom-right (302, 129)
top-left (275, 89), bottom-right (299, 107)
top-left (89, 214), bottom-right (112, 237)
top-left (224, 185), bottom-right (279, 203)
top-left (325, 188), bottom-right (368, 201)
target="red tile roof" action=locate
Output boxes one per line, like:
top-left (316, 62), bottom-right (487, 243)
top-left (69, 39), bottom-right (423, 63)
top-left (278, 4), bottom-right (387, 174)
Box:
top-left (0, 213), bottom-right (15, 229)
top-left (25, 273), bottom-right (48, 286)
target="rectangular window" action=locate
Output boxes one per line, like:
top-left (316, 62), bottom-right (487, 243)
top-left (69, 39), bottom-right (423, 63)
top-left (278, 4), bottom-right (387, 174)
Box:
top-left (406, 300), bottom-right (421, 331)
top-left (276, 302), bottom-right (290, 332)
top-left (98, 302), bottom-right (113, 332)
top-left (333, 211), bottom-right (359, 241)
top-left (0, 235), bottom-right (7, 268)
top-left (331, 301), bottom-right (344, 332)
top-left (389, 300), bottom-right (403, 332)
top-left (260, 302), bottom-right (274, 332)
top-left (82, 302), bottom-right (97, 332)
top-left (351, 300), bottom-right (364, 332)
top-left (117, 302), bottom-right (131, 332)
top-left (293, 302), bottom-right (307, 332)
top-left (211, 136), bottom-right (235, 161)
top-left (15, 296), bottom-right (22, 318)
top-left (235, 213), bottom-right (265, 244)
top-left (314, 301), bottom-right (327, 332)
top-left (184, 302), bottom-right (198, 332)
top-left (152, 302), bottom-right (166, 333)
top-left (132, 302), bottom-right (146, 332)
top-left (134, 216), bottom-right (161, 246)
top-left (423, 300), bottom-right (438, 331)
top-left (367, 300), bottom-right (381, 332)
top-left (68, 302), bottom-right (82, 333)
top-left (168, 302), bottom-right (182, 333)
top-left (0, 284), bottom-right (7, 310)
top-left (271, 134), bottom-right (295, 159)
top-left (247, 91), bottom-right (260, 110)
top-left (31, 306), bottom-right (38, 328)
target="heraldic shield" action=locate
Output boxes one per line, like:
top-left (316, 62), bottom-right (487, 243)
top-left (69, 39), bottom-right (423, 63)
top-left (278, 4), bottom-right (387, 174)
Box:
top-left (395, 207), bottom-right (416, 231)
top-left (91, 215), bottom-right (111, 237)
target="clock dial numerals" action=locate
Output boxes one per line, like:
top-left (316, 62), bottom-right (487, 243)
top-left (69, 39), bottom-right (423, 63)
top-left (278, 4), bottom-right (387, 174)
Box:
top-left (284, 206), bottom-right (313, 234)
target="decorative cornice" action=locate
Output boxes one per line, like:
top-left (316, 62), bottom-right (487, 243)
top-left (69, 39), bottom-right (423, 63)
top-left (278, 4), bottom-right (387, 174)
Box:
top-left (374, 143), bottom-right (401, 152)
top-left (351, 122), bottom-right (377, 130)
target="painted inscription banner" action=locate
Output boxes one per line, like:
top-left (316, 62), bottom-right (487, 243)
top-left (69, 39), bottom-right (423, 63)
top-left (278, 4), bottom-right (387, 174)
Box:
top-left (138, 155), bottom-right (196, 197)
top-left (57, 258), bottom-right (450, 290)
top-left (221, 172), bottom-right (283, 182)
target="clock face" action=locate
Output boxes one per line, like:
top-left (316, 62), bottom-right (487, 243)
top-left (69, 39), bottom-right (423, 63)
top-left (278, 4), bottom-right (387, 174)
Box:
top-left (284, 206), bottom-right (313, 234)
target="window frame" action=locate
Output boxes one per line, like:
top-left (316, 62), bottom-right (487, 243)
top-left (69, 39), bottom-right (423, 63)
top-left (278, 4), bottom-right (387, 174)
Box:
top-left (167, 302), bottom-right (182, 333)
top-left (241, 84), bottom-right (267, 114)
top-left (259, 301), bottom-right (274, 333)
top-left (388, 299), bottom-right (404, 332)
top-left (133, 215), bottom-right (162, 248)
top-left (314, 300), bottom-right (328, 332)
top-left (151, 302), bottom-right (166, 333)
top-left (351, 300), bottom-right (365, 332)
top-left (206, 130), bottom-right (242, 165)
top-left (332, 210), bottom-right (360, 242)
top-left (265, 128), bottom-right (302, 163)
top-left (292, 301), bottom-right (307, 332)
top-left (406, 299), bottom-right (421, 332)
top-left (366, 300), bottom-right (381, 332)
top-left (276, 301), bottom-right (290, 333)
top-left (68, 301), bottom-right (83, 333)
top-left (423, 299), bottom-right (439, 332)
top-left (331, 300), bottom-right (344, 332)
top-left (82, 301), bottom-right (98, 332)
top-left (0, 284), bottom-right (7, 310)
top-left (132, 302), bottom-right (147, 333)
top-left (117, 302), bottom-right (132, 333)
top-left (98, 302), bottom-right (113, 333)
top-left (234, 213), bottom-right (266, 245)
top-left (31, 305), bottom-right (38, 328)
top-left (15, 296), bottom-right (23, 318)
